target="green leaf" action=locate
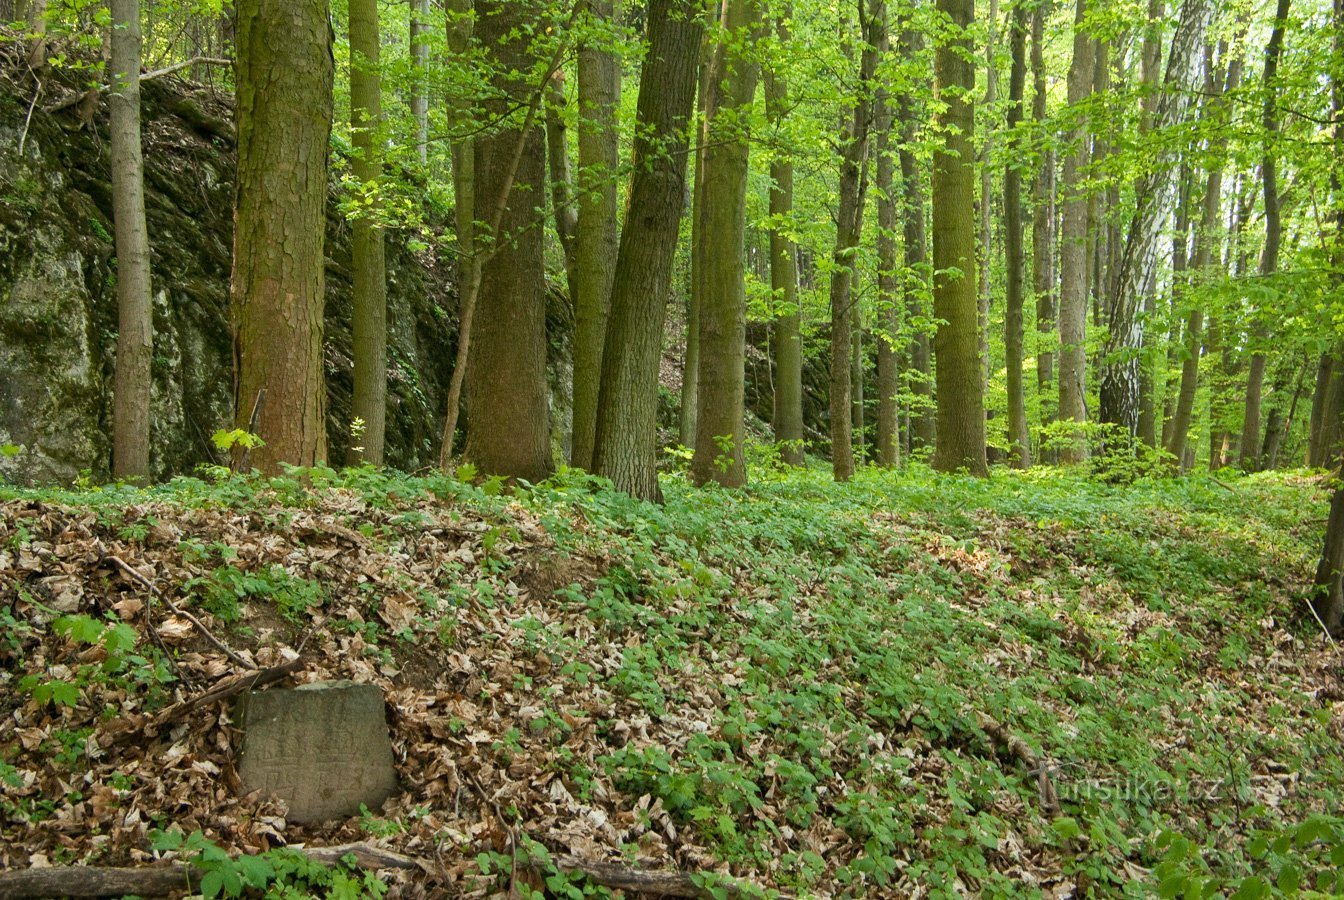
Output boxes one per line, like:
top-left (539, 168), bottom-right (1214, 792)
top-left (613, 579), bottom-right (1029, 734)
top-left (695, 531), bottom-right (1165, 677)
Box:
top-left (1050, 817), bottom-right (1082, 841)
top-left (199, 869), bottom-right (224, 899)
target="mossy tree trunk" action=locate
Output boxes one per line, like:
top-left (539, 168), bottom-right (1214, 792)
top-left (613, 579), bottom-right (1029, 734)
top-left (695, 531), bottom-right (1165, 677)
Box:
top-left (349, 0), bottom-right (387, 465)
top-left (592, 0), bottom-right (703, 501)
top-left (110, 0), bottom-right (153, 480)
top-left (231, 0), bottom-right (333, 473)
top-left (691, 0), bottom-right (762, 489)
top-left (930, 0), bottom-right (987, 476)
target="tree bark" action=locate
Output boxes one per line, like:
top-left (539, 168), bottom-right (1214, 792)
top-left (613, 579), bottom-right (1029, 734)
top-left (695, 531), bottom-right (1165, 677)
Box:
top-left (1056, 0), bottom-right (1093, 464)
top-left (681, 41), bottom-right (715, 451)
top-left (1003, 0), bottom-right (1031, 468)
top-left (410, 0), bottom-right (430, 165)
top-left (592, 0), bottom-right (703, 501)
top-left (826, 0), bottom-right (880, 482)
top-left (570, 0), bottom-right (621, 470)
top-left (691, 0), bottom-right (763, 489)
top-left (1030, 1), bottom-right (1055, 435)
top-left (1099, 0), bottom-right (1209, 443)
top-left (545, 70), bottom-right (580, 305)
top-left (462, 0), bottom-right (553, 482)
top-left (930, 0), bottom-right (987, 475)
top-left (897, 26), bottom-right (934, 454)
top-left (110, 0), bottom-right (153, 481)
top-left (873, 6), bottom-right (899, 468)
top-left (765, 7), bottom-right (805, 466)
top-left (349, 0), bottom-right (388, 466)
top-left (1240, 0), bottom-right (1291, 472)
top-left (231, 0), bottom-right (333, 473)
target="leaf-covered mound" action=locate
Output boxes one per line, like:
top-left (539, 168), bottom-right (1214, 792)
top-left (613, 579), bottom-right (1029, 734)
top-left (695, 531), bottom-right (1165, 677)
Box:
top-left (1, 465), bottom-right (1342, 898)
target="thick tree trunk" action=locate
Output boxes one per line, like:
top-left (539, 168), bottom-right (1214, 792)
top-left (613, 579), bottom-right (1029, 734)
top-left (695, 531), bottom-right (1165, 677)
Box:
top-left (1003, 0), bottom-right (1031, 468)
top-left (1309, 353), bottom-right (1336, 466)
top-left (231, 0), bottom-right (333, 473)
top-left (692, 0), bottom-right (762, 489)
top-left (1099, 0), bottom-right (1208, 444)
top-left (765, 11), bottom-right (805, 466)
top-left (592, 0), bottom-right (702, 500)
top-left (349, 0), bottom-right (388, 466)
top-left (462, 0), bottom-right (553, 482)
top-left (410, 0), bottom-right (430, 165)
top-left (1241, 0), bottom-right (1291, 472)
top-left (1056, 0), bottom-right (1093, 464)
top-left (570, 0), bottom-right (621, 470)
top-left (826, 2), bottom-right (880, 482)
top-left (110, 0), bottom-right (152, 481)
top-left (930, 0), bottom-right (987, 475)
top-left (898, 27), bottom-right (934, 454)
top-left (1030, 2), bottom-right (1055, 434)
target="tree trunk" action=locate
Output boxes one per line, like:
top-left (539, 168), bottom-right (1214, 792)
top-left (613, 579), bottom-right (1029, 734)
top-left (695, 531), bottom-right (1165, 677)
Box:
top-left (873, 7), bottom-right (899, 468)
top-left (410, 0), bottom-right (430, 166)
top-left (1003, 0), bottom-right (1031, 468)
top-left (1241, 0), bottom-right (1291, 472)
top-left (1030, 1), bottom-right (1055, 435)
top-left (570, 0), bottom-right (621, 470)
top-left (1056, 0), bottom-right (1093, 464)
top-left (681, 43), bottom-right (714, 451)
top-left (826, 1), bottom-right (880, 482)
top-left (978, 0), bottom-right (999, 428)
top-left (1309, 352), bottom-right (1337, 466)
top-left (765, 8), bottom-right (805, 466)
top-left (1099, 0), bottom-right (1209, 443)
top-left (898, 26), bottom-right (935, 454)
top-left (592, 0), bottom-right (703, 501)
top-left (930, 0), bottom-right (987, 475)
top-left (692, 0), bottom-right (762, 489)
top-left (544, 70), bottom-right (579, 304)
top-left (231, 0), bottom-right (333, 473)
top-left (110, 0), bottom-right (153, 481)
top-left (462, 0), bottom-right (553, 482)
top-left (349, 0), bottom-right (387, 466)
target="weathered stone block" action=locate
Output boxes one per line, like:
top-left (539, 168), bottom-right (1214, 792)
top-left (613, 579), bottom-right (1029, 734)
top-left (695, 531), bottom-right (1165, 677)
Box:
top-left (238, 680), bottom-right (398, 824)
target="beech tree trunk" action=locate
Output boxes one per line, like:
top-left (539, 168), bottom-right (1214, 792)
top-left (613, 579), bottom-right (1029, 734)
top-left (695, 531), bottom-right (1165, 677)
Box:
top-left (1030, 2), bottom-right (1055, 436)
top-left (826, 1), bottom-right (880, 483)
top-left (462, 0), bottom-right (553, 482)
top-left (681, 44), bottom-right (714, 450)
top-left (1241, 0), bottom-right (1291, 472)
top-left (592, 0), bottom-right (703, 501)
top-left (570, 0), bottom-right (621, 470)
top-left (692, 0), bottom-right (762, 489)
top-left (410, 0), bottom-right (430, 165)
top-left (1003, 0), bottom-right (1031, 468)
top-left (873, 7), bottom-right (899, 468)
top-left (349, 0), bottom-right (387, 465)
top-left (231, 0), bottom-right (333, 473)
top-left (930, 0), bottom-right (987, 476)
top-left (1056, 0), bottom-right (1093, 464)
top-left (544, 70), bottom-right (579, 306)
top-left (898, 26), bottom-right (935, 454)
top-left (110, 0), bottom-right (153, 481)
top-left (765, 7), bottom-right (805, 466)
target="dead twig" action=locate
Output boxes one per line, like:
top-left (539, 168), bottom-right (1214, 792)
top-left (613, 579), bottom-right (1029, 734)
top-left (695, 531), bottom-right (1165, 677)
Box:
top-left (17, 78), bottom-right (40, 157)
top-left (104, 554), bottom-right (256, 671)
top-left (973, 709), bottom-right (1062, 817)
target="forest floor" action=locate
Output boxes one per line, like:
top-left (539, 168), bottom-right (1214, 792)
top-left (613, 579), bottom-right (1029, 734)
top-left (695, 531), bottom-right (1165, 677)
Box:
top-left (1, 463), bottom-right (1342, 898)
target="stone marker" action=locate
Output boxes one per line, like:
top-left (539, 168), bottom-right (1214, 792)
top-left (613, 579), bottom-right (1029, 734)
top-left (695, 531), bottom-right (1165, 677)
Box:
top-left (238, 680), bottom-right (399, 824)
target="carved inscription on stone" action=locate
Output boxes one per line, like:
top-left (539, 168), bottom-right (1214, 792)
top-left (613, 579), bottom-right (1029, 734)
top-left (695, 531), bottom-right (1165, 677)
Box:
top-left (238, 680), bottom-right (398, 824)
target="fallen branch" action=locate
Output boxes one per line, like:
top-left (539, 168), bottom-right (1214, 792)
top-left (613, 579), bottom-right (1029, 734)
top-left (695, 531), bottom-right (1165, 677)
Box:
top-left (96, 657), bottom-right (303, 749)
top-left (530, 854), bottom-right (773, 899)
top-left (973, 710), bottom-right (1062, 817)
top-left (46, 56), bottom-right (232, 112)
top-left (105, 553), bottom-right (256, 670)
top-left (0, 843), bottom-right (418, 899)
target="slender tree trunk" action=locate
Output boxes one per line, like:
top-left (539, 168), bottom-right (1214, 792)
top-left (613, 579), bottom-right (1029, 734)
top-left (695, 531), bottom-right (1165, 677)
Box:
top-left (826, 0), bottom-right (880, 483)
top-left (874, 7), bottom-right (899, 468)
top-left (1099, 0), bottom-right (1208, 443)
top-left (462, 0), bottom-right (552, 482)
top-left (439, 0), bottom-right (474, 463)
top-left (231, 0), bottom-right (333, 473)
top-left (1030, 1), bottom-right (1056, 435)
top-left (681, 41), bottom-right (715, 450)
top-left (110, 0), bottom-right (153, 481)
top-left (1310, 350), bottom-right (1341, 466)
top-left (930, 0), bottom-right (987, 475)
top-left (978, 0), bottom-right (998, 426)
top-left (544, 71), bottom-right (579, 304)
top-left (593, 0), bottom-right (703, 501)
top-left (349, 0), bottom-right (388, 466)
top-left (765, 8), bottom-right (805, 466)
top-left (410, 0), bottom-right (430, 166)
top-left (1241, 0), bottom-right (1291, 472)
top-left (570, 0), bottom-right (621, 470)
top-left (1003, 0), bottom-right (1031, 468)
top-left (692, 0), bottom-right (762, 488)
top-left (898, 27), bottom-right (935, 453)
top-left (1057, 0), bottom-right (1094, 464)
